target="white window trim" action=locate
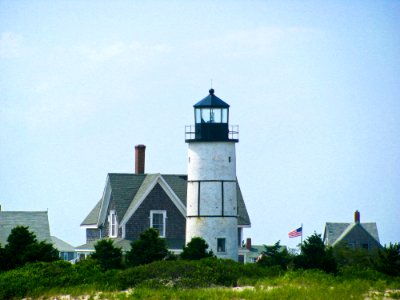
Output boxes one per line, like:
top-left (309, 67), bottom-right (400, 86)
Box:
top-left (109, 210), bottom-right (118, 238)
top-left (150, 210), bottom-right (167, 238)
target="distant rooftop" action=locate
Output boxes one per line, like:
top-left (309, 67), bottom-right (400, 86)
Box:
top-left (0, 211), bottom-right (51, 245)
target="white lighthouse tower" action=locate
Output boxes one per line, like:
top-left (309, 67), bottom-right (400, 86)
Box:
top-left (185, 89), bottom-right (239, 261)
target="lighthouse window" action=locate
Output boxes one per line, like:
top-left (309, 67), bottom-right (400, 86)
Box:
top-left (195, 109), bottom-right (201, 123)
top-left (217, 238), bottom-right (226, 252)
top-left (222, 108), bottom-right (228, 123)
top-left (201, 108), bottom-right (211, 123)
top-left (150, 210), bottom-right (166, 238)
top-left (211, 108), bottom-right (222, 123)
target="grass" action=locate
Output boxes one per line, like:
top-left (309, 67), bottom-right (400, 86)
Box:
top-left (31, 270), bottom-right (400, 300)
top-left (2, 259), bottom-right (399, 299)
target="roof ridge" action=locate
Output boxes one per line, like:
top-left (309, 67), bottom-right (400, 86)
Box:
top-left (332, 223), bottom-right (354, 246)
top-left (0, 211), bottom-right (48, 213)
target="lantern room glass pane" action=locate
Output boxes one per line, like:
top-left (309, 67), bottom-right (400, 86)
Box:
top-left (222, 108), bottom-right (228, 123)
top-left (195, 108), bottom-right (201, 123)
top-left (211, 108), bottom-right (222, 123)
top-left (201, 108), bottom-right (211, 123)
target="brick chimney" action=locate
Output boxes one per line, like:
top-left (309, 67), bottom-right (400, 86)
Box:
top-left (135, 144), bottom-right (146, 174)
top-left (354, 210), bottom-right (360, 223)
top-left (246, 238), bottom-right (252, 250)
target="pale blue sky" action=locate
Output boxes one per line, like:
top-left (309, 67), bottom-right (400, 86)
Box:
top-left (1, 1), bottom-right (399, 248)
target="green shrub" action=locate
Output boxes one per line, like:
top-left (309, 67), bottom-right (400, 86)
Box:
top-left (0, 261), bottom-right (72, 299)
top-left (333, 245), bottom-right (377, 269)
top-left (0, 259), bottom-right (112, 299)
top-left (373, 242), bottom-right (400, 276)
top-left (91, 239), bottom-right (123, 270)
top-left (257, 241), bottom-right (293, 269)
top-left (0, 226), bottom-right (59, 271)
top-left (125, 228), bottom-right (169, 267)
top-left (294, 233), bottom-right (338, 273)
top-left (181, 237), bottom-right (214, 260)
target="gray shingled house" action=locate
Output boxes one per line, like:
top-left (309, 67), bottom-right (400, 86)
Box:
top-left (0, 210), bottom-right (52, 245)
top-left (0, 209), bottom-right (77, 261)
top-left (51, 236), bottom-right (76, 262)
top-left (78, 146), bottom-right (251, 257)
top-left (323, 210), bottom-right (382, 251)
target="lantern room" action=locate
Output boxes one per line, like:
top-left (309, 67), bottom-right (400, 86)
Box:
top-left (185, 89), bottom-right (238, 142)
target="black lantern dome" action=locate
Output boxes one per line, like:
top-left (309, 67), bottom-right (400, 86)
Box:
top-left (185, 89), bottom-right (238, 142)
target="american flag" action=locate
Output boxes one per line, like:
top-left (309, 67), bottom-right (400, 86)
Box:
top-left (288, 226), bottom-right (302, 238)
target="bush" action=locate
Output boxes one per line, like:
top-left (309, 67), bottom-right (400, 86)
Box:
top-left (257, 241), bottom-right (293, 270)
top-left (91, 239), bottom-right (123, 270)
top-left (180, 237), bottom-right (214, 260)
top-left (0, 261), bottom-right (73, 299)
top-left (117, 257), bottom-right (277, 290)
top-left (294, 233), bottom-right (337, 273)
top-left (373, 243), bottom-right (400, 276)
top-left (125, 228), bottom-right (169, 267)
top-left (333, 245), bottom-right (377, 269)
top-left (0, 226), bottom-right (59, 271)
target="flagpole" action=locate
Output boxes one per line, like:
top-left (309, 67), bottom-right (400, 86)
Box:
top-left (300, 223), bottom-right (303, 253)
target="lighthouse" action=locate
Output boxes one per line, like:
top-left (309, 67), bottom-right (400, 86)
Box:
top-left (185, 88), bottom-right (239, 261)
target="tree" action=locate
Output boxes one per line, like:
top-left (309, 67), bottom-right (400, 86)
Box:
top-left (91, 239), bottom-right (123, 270)
top-left (126, 228), bottom-right (169, 267)
top-left (294, 233), bottom-right (337, 273)
top-left (373, 243), bottom-right (400, 276)
top-left (333, 245), bottom-right (376, 268)
top-left (0, 244), bottom-right (6, 271)
top-left (2, 226), bottom-right (59, 270)
top-left (180, 237), bottom-right (214, 260)
top-left (257, 241), bottom-right (293, 269)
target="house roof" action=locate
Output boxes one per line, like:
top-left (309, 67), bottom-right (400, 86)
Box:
top-left (76, 238), bottom-right (133, 253)
top-left (82, 173), bottom-right (251, 228)
top-left (51, 236), bottom-right (75, 252)
top-left (81, 199), bottom-right (102, 225)
top-left (242, 244), bottom-right (287, 260)
top-left (237, 182), bottom-right (250, 226)
top-left (75, 237), bottom-right (184, 253)
top-left (324, 222), bottom-right (380, 246)
top-left (81, 174), bottom-right (147, 226)
top-left (0, 211), bottom-right (51, 245)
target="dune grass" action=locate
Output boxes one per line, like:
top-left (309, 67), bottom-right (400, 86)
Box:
top-left (2, 259), bottom-right (399, 299)
top-left (33, 269), bottom-right (400, 300)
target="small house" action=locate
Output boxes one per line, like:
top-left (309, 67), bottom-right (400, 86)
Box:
top-left (323, 210), bottom-right (382, 251)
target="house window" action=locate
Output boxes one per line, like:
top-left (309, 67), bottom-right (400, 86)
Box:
top-left (150, 210), bottom-right (166, 238)
top-left (217, 238), bottom-right (226, 252)
top-left (362, 243), bottom-right (369, 250)
top-left (237, 228), bottom-right (243, 247)
top-left (109, 210), bottom-right (118, 238)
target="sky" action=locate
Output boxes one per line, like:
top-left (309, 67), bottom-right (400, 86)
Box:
top-left (0, 1), bottom-right (399, 249)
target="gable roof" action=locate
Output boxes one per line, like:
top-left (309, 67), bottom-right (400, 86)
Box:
top-left (0, 211), bottom-right (51, 245)
top-left (324, 222), bottom-right (380, 246)
top-left (81, 199), bottom-right (102, 226)
top-left (120, 174), bottom-right (187, 226)
top-left (51, 236), bottom-right (75, 252)
top-left (81, 174), bottom-right (147, 226)
top-left (82, 173), bottom-right (251, 228)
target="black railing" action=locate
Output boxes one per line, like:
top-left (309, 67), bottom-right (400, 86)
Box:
top-left (185, 125), bottom-right (239, 142)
